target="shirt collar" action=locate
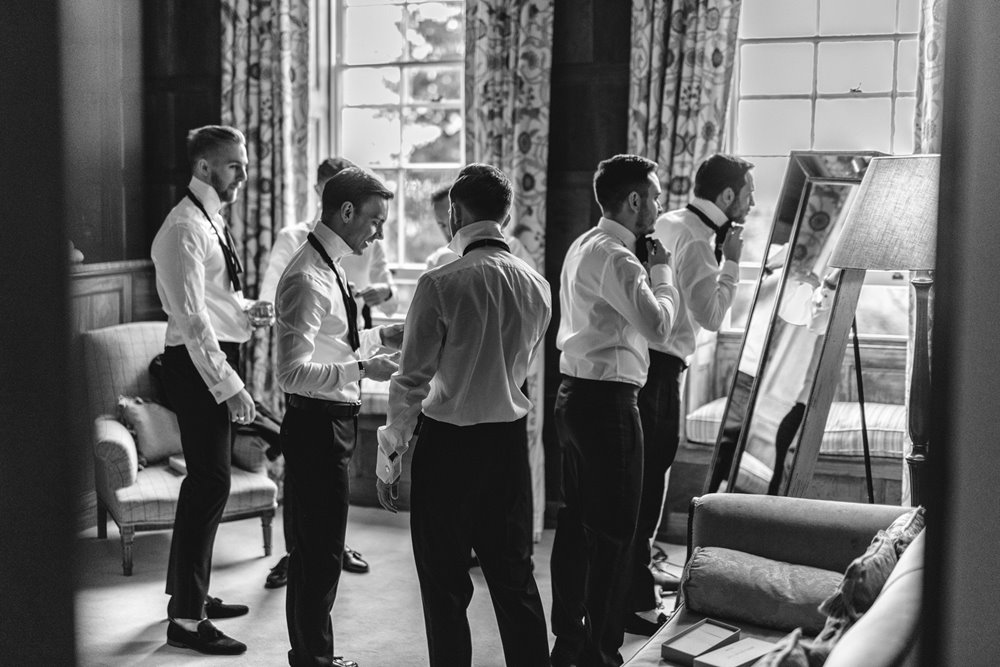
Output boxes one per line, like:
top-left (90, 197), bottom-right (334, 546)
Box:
top-left (188, 177), bottom-right (225, 218)
top-left (597, 217), bottom-right (637, 252)
top-left (448, 220), bottom-right (505, 255)
top-left (690, 197), bottom-right (730, 228)
top-left (313, 220), bottom-right (355, 261)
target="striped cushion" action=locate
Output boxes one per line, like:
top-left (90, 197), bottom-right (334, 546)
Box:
top-left (686, 399), bottom-right (906, 458)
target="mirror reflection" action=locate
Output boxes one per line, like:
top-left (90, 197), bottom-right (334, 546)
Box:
top-left (705, 151), bottom-right (879, 495)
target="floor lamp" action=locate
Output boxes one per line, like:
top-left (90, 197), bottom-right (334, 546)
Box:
top-left (828, 154), bottom-right (939, 507)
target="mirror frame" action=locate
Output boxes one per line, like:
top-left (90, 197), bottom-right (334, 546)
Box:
top-left (703, 150), bottom-right (885, 497)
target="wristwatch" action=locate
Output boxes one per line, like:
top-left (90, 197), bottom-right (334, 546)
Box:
top-left (357, 360), bottom-right (366, 379)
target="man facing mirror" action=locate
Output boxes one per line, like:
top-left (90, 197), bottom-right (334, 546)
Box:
top-left (624, 154), bottom-right (755, 635)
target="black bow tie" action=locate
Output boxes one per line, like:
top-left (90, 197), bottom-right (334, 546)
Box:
top-left (686, 204), bottom-right (731, 263)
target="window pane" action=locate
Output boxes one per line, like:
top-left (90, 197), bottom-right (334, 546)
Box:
top-left (740, 0), bottom-right (816, 38)
top-left (401, 168), bottom-right (460, 264)
top-left (344, 5), bottom-right (405, 64)
top-left (819, 0), bottom-right (895, 35)
top-left (814, 98), bottom-right (891, 151)
top-left (401, 107), bottom-right (462, 163)
top-left (898, 0), bottom-right (921, 33)
top-left (855, 283), bottom-right (908, 336)
top-left (406, 2), bottom-right (464, 61)
top-left (373, 169), bottom-right (402, 265)
top-left (740, 43), bottom-right (814, 95)
top-left (342, 67), bottom-right (401, 105)
top-left (342, 108), bottom-right (401, 166)
top-left (897, 39), bottom-right (919, 93)
top-left (739, 156), bottom-right (790, 264)
top-left (893, 97), bottom-right (916, 154)
top-left (818, 41), bottom-right (894, 94)
top-left (407, 65), bottom-right (462, 103)
top-left (737, 99), bottom-right (813, 155)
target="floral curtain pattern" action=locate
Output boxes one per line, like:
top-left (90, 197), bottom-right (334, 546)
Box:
top-left (221, 0), bottom-right (310, 411)
top-left (628, 0), bottom-right (742, 210)
top-left (464, 0), bottom-right (554, 538)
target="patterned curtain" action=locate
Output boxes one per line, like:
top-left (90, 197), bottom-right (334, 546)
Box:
top-left (464, 0), bottom-right (554, 539)
top-left (902, 0), bottom-right (946, 505)
top-left (221, 0), bottom-right (310, 412)
top-left (628, 0), bottom-right (742, 210)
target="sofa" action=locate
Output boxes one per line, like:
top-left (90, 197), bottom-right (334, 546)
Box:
top-left (624, 493), bottom-right (924, 666)
top-left (82, 321), bottom-right (278, 575)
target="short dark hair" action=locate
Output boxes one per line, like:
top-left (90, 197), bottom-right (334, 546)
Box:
top-left (593, 154), bottom-right (658, 213)
top-left (430, 184), bottom-right (452, 204)
top-left (317, 157), bottom-right (357, 186)
top-left (449, 164), bottom-right (512, 222)
top-left (693, 154), bottom-right (755, 201)
top-left (321, 167), bottom-right (394, 220)
top-left (186, 125), bottom-right (245, 166)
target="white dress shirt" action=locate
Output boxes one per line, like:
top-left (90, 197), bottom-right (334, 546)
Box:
top-left (151, 177), bottom-right (252, 403)
top-left (376, 220), bottom-right (552, 481)
top-left (259, 216), bottom-right (396, 315)
top-left (557, 217), bottom-right (678, 387)
top-left (650, 198), bottom-right (740, 361)
top-left (275, 222), bottom-right (383, 402)
top-left (425, 243), bottom-right (460, 270)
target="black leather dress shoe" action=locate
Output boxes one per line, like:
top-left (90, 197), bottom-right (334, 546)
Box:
top-left (651, 558), bottom-right (681, 592)
top-left (204, 595), bottom-right (249, 619)
top-left (623, 612), bottom-right (667, 637)
top-left (332, 657), bottom-right (359, 667)
top-left (167, 619), bottom-right (247, 655)
top-left (342, 546), bottom-right (369, 574)
top-left (266, 554), bottom-right (289, 588)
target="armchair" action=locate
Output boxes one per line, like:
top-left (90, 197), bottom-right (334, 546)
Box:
top-left (81, 321), bottom-right (277, 575)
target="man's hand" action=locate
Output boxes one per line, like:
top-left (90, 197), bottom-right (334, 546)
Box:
top-left (376, 478), bottom-right (400, 513)
top-left (647, 238), bottom-right (672, 268)
top-left (364, 352), bottom-right (400, 381)
top-left (722, 225), bottom-right (744, 262)
top-left (356, 283), bottom-right (392, 307)
top-left (379, 323), bottom-right (404, 350)
top-left (226, 389), bottom-right (256, 425)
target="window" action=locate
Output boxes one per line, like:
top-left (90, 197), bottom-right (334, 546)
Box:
top-left (317, 0), bottom-right (465, 316)
top-left (726, 0), bottom-right (921, 337)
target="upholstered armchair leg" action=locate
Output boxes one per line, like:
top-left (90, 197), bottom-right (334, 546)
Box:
top-left (120, 525), bottom-right (135, 576)
top-left (261, 511), bottom-right (274, 557)
top-left (97, 501), bottom-right (107, 539)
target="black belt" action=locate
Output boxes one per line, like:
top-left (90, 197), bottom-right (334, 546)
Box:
top-left (286, 394), bottom-right (361, 417)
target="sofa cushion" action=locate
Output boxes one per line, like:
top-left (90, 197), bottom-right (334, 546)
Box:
top-left (752, 627), bottom-right (810, 666)
top-left (884, 506), bottom-right (926, 557)
top-left (819, 530), bottom-right (898, 622)
top-left (117, 396), bottom-right (183, 464)
top-left (682, 547), bottom-right (842, 634)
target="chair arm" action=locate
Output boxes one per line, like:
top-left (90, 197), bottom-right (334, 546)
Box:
top-left (232, 433), bottom-right (269, 473)
top-left (689, 493), bottom-right (910, 573)
top-left (93, 416), bottom-right (138, 489)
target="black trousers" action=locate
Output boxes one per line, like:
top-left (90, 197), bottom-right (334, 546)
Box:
top-left (627, 351), bottom-right (685, 613)
top-left (551, 377), bottom-right (643, 667)
top-left (161, 342), bottom-right (240, 620)
top-left (410, 415), bottom-right (549, 667)
top-left (281, 404), bottom-right (356, 667)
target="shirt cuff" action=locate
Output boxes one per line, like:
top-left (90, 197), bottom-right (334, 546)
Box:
top-left (720, 259), bottom-right (740, 281)
top-left (376, 426), bottom-right (407, 483)
top-left (210, 371), bottom-right (245, 404)
top-left (649, 264), bottom-right (675, 286)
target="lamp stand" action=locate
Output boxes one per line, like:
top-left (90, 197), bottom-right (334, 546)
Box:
top-left (906, 274), bottom-right (933, 506)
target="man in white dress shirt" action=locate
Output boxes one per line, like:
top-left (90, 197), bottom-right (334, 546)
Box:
top-left (275, 168), bottom-right (403, 667)
top-left (151, 125), bottom-right (271, 655)
top-left (376, 164), bottom-right (552, 666)
top-left (259, 157), bottom-right (391, 589)
top-left (423, 183), bottom-right (460, 270)
top-left (624, 154), bottom-right (753, 636)
top-left (552, 154), bottom-right (678, 667)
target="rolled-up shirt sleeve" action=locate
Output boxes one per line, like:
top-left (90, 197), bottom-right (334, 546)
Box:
top-left (602, 255), bottom-right (678, 347)
top-left (275, 273), bottom-right (361, 395)
top-left (156, 222), bottom-right (244, 403)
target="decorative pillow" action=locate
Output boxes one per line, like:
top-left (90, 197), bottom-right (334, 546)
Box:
top-left (682, 547), bottom-right (843, 634)
top-left (117, 396), bottom-right (183, 464)
top-left (884, 506), bottom-right (926, 557)
top-left (751, 628), bottom-right (810, 667)
top-left (818, 530), bottom-right (898, 622)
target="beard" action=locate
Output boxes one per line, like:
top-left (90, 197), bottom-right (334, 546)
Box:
top-left (211, 172), bottom-right (240, 204)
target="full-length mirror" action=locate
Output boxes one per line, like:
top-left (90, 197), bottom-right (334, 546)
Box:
top-left (704, 151), bottom-right (882, 495)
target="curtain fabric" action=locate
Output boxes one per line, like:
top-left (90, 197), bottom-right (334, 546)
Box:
top-left (902, 0), bottom-right (946, 505)
top-left (221, 0), bottom-right (310, 412)
top-left (464, 0), bottom-right (554, 539)
top-left (628, 0), bottom-right (742, 210)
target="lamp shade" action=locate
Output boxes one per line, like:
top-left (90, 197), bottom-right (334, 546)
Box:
top-left (828, 155), bottom-right (939, 271)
